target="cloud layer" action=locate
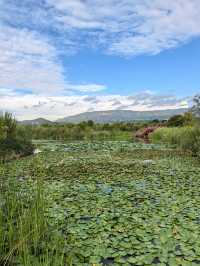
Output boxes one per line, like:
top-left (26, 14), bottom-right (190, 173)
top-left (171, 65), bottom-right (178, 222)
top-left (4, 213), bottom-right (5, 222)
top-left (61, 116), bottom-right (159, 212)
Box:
top-left (1, 1), bottom-right (200, 92)
top-left (0, 91), bottom-right (189, 120)
top-left (47, 0), bottom-right (200, 56)
top-left (0, 24), bottom-right (67, 94)
top-left (0, 0), bottom-right (198, 116)
top-left (0, 22), bottom-right (106, 95)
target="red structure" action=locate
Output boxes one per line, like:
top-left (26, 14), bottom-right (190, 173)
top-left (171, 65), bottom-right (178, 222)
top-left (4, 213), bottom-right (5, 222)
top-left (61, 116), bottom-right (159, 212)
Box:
top-left (135, 126), bottom-right (160, 140)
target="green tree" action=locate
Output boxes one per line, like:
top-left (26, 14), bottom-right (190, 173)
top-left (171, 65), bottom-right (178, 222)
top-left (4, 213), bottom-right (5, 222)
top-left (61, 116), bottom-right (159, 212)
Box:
top-left (87, 120), bottom-right (94, 127)
top-left (0, 116), bottom-right (6, 140)
top-left (167, 115), bottom-right (185, 127)
top-left (4, 112), bottom-right (17, 138)
top-left (191, 95), bottom-right (200, 122)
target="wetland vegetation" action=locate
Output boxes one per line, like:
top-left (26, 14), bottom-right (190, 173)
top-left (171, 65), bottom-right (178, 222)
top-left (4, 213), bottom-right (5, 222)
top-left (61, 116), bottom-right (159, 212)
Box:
top-left (1, 103), bottom-right (200, 265)
top-left (1, 139), bottom-right (200, 266)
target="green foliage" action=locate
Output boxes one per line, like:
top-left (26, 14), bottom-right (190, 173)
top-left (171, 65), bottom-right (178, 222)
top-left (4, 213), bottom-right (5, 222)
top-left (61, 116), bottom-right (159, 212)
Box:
top-left (19, 120), bottom-right (162, 141)
top-left (151, 126), bottom-right (200, 155)
top-left (87, 120), bottom-right (94, 127)
top-left (0, 161), bottom-right (67, 265)
top-left (178, 126), bottom-right (200, 155)
top-left (0, 112), bottom-right (17, 139)
top-left (167, 112), bottom-right (194, 127)
top-left (167, 114), bottom-right (185, 127)
top-left (0, 113), bottom-right (34, 161)
top-left (191, 94), bottom-right (200, 117)
top-left (0, 138), bottom-right (34, 159)
top-left (1, 141), bottom-right (200, 265)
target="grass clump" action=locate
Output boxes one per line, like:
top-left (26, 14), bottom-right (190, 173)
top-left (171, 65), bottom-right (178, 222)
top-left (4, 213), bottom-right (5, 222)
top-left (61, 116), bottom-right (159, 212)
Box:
top-left (150, 126), bottom-right (200, 155)
top-left (0, 160), bottom-right (67, 266)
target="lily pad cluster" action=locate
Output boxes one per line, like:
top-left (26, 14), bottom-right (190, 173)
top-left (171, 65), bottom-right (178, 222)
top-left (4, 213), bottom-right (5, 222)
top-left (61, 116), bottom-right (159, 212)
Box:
top-left (3, 141), bottom-right (200, 266)
top-left (33, 140), bottom-right (170, 154)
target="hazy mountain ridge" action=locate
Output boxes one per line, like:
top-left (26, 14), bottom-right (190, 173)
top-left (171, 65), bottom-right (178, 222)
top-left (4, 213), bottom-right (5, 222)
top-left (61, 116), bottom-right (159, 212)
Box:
top-left (56, 108), bottom-right (188, 124)
top-left (18, 108), bottom-right (188, 125)
top-left (18, 118), bottom-right (55, 125)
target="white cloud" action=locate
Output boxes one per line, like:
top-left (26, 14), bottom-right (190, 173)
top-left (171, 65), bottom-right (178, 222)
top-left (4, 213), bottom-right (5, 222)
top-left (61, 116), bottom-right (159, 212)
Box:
top-left (47, 0), bottom-right (200, 56)
top-left (0, 92), bottom-right (189, 121)
top-left (0, 24), bottom-right (66, 94)
top-left (1, 0), bottom-right (200, 76)
top-left (65, 83), bottom-right (106, 92)
top-left (0, 88), bottom-right (18, 97)
top-left (0, 24), bottom-right (105, 95)
top-left (0, 0), bottom-right (199, 98)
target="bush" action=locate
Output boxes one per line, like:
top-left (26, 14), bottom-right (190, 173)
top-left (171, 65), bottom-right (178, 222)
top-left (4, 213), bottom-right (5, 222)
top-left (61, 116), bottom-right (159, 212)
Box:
top-left (0, 138), bottom-right (34, 155)
top-left (167, 112), bottom-right (194, 127)
top-left (167, 115), bottom-right (185, 127)
top-left (0, 113), bottom-right (34, 161)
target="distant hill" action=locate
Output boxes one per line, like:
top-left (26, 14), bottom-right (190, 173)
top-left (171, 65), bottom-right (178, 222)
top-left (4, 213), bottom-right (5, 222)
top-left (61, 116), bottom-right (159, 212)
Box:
top-left (56, 108), bottom-right (188, 124)
top-left (19, 118), bottom-right (55, 125)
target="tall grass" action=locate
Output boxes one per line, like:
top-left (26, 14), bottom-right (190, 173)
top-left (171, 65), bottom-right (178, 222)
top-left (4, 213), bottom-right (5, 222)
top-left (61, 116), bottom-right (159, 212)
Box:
top-left (150, 126), bottom-right (200, 155)
top-left (0, 160), bottom-right (68, 266)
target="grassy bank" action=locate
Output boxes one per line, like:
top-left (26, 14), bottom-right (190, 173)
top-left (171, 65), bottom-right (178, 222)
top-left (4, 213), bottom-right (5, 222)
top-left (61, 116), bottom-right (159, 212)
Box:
top-left (150, 126), bottom-right (200, 155)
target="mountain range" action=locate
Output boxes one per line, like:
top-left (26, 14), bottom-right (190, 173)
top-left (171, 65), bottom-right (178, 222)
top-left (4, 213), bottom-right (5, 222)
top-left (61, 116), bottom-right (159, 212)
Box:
top-left (18, 108), bottom-right (188, 125)
top-left (18, 118), bottom-right (55, 125)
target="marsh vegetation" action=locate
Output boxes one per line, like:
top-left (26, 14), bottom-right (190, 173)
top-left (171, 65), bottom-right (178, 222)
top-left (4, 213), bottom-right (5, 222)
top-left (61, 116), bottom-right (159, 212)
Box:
top-left (1, 100), bottom-right (200, 265)
top-left (1, 140), bottom-right (200, 266)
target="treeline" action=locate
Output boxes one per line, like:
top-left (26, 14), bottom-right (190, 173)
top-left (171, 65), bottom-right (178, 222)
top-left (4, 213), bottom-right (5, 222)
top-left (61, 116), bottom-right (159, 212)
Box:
top-left (18, 120), bottom-right (164, 141)
top-left (0, 113), bottom-right (34, 161)
top-left (19, 112), bottom-right (194, 142)
top-left (21, 113), bottom-right (193, 142)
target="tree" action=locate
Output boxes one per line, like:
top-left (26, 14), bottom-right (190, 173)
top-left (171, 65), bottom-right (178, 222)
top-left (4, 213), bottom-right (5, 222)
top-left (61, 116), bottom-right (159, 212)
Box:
top-left (4, 112), bottom-right (17, 138)
top-left (191, 95), bottom-right (200, 118)
top-left (87, 120), bottom-right (94, 127)
top-left (0, 113), bottom-right (34, 161)
top-left (0, 116), bottom-right (6, 140)
top-left (167, 112), bottom-right (194, 127)
top-left (167, 115), bottom-right (185, 127)
top-left (0, 112), bottom-right (17, 139)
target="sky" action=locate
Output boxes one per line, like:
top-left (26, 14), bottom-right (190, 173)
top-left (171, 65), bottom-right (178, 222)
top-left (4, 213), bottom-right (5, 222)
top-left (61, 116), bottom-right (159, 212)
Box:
top-left (0, 0), bottom-right (200, 120)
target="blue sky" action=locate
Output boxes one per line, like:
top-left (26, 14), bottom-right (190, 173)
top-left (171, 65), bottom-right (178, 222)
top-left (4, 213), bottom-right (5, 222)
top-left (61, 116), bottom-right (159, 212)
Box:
top-left (0, 0), bottom-right (200, 120)
top-left (66, 38), bottom-right (200, 96)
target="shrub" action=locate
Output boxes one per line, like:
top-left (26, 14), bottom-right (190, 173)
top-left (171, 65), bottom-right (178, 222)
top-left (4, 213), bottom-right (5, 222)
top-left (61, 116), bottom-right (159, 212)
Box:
top-left (167, 115), bottom-right (185, 127)
top-left (0, 113), bottom-right (34, 161)
top-left (0, 138), bottom-right (34, 155)
top-left (167, 112), bottom-right (194, 127)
